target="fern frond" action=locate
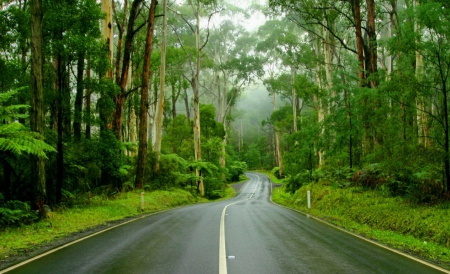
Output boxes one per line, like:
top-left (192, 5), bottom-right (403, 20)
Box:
top-left (0, 122), bottom-right (56, 158)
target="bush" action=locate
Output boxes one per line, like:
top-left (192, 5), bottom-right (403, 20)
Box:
top-left (0, 200), bottom-right (38, 227)
top-left (285, 170), bottom-right (310, 194)
top-left (272, 167), bottom-right (281, 179)
top-left (227, 161), bottom-right (247, 182)
top-left (351, 164), bottom-right (386, 188)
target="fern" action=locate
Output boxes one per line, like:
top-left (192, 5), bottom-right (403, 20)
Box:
top-left (187, 160), bottom-right (219, 176)
top-left (160, 153), bottom-right (188, 171)
top-left (0, 89), bottom-right (56, 158)
top-left (0, 89), bottom-right (29, 122)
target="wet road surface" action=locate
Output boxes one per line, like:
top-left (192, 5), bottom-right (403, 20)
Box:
top-left (2, 172), bottom-right (447, 273)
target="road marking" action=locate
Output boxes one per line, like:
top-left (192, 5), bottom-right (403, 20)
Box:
top-left (269, 195), bottom-right (450, 273)
top-left (219, 178), bottom-right (259, 274)
top-left (0, 207), bottom-right (184, 274)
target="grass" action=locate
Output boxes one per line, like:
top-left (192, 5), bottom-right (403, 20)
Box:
top-left (255, 169), bottom-right (283, 184)
top-left (271, 182), bottom-right (450, 270)
top-left (0, 188), bottom-right (211, 266)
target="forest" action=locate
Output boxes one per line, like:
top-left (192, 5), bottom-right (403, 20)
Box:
top-left (1, 0), bottom-right (449, 224)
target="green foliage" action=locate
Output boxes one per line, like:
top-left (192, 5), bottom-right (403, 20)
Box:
top-left (285, 170), bottom-right (310, 194)
top-left (226, 160), bottom-right (247, 182)
top-left (0, 90), bottom-right (56, 158)
top-left (0, 201), bottom-right (39, 227)
top-left (271, 166), bottom-right (281, 179)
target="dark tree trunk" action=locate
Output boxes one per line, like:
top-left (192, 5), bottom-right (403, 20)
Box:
top-left (30, 0), bottom-right (47, 218)
top-left (438, 56), bottom-right (450, 193)
top-left (352, 0), bottom-right (365, 85)
top-left (184, 87), bottom-right (190, 122)
top-left (56, 54), bottom-right (65, 205)
top-left (85, 57), bottom-right (91, 139)
top-left (366, 0), bottom-right (378, 88)
top-left (135, 0), bottom-right (158, 189)
top-left (2, 156), bottom-right (12, 201)
top-left (113, 0), bottom-right (144, 140)
top-left (74, 52), bottom-right (85, 141)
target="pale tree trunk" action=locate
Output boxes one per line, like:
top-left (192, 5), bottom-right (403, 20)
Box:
top-left (414, 0), bottom-right (428, 147)
top-left (74, 52), bottom-right (85, 141)
top-left (218, 71), bottom-right (228, 173)
top-left (101, 0), bottom-right (113, 78)
top-left (272, 92), bottom-right (283, 177)
top-left (30, 0), bottom-right (47, 218)
top-left (150, 79), bottom-right (158, 149)
top-left (323, 25), bottom-right (334, 92)
top-left (154, 0), bottom-right (167, 171)
top-left (112, 0), bottom-right (128, 83)
top-left (135, 0), bottom-right (158, 189)
top-left (291, 65), bottom-right (298, 132)
top-left (313, 30), bottom-right (325, 167)
top-left (192, 4), bottom-right (204, 196)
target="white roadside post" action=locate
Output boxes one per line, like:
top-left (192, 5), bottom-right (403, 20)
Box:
top-left (307, 191), bottom-right (311, 209)
top-left (141, 192), bottom-right (145, 211)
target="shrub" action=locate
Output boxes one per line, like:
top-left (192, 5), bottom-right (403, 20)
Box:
top-left (0, 200), bottom-right (38, 227)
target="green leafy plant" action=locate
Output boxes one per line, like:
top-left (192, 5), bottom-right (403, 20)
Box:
top-left (0, 200), bottom-right (39, 227)
top-left (0, 90), bottom-right (56, 158)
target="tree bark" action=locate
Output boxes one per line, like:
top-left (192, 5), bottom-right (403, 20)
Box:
top-left (30, 0), bottom-right (47, 218)
top-left (366, 0), bottom-right (378, 88)
top-left (291, 65), bottom-right (298, 132)
top-left (192, 3), bottom-right (204, 196)
top-left (85, 57), bottom-right (91, 139)
top-left (74, 52), bottom-right (85, 141)
top-left (113, 0), bottom-right (144, 141)
top-left (352, 0), bottom-right (365, 85)
top-left (101, 0), bottom-right (113, 79)
top-left (135, 0), bottom-right (158, 189)
top-left (154, 0), bottom-right (167, 171)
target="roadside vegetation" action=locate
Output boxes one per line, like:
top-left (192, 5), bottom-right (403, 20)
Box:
top-left (262, 170), bottom-right (450, 270)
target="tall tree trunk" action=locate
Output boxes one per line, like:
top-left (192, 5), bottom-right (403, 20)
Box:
top-left (30, 0), bottom-right (47, 218)
top-left (313, 30), bottom-right (325, 167)
top-left (113, 0), bottom-right (144, 141)
top-left (366, 0), bottom-right (378, 88)
top-left (272, 92), bottom-right (283, 177)
top-left (184, 87), bottom-right (190, 122)
top-left (154, 0), bottom-right (167, 171)
top-left (352, 0), bottom-right (365, 85)
top-left (85, 57), bottom-right (91, 139)
top-left (291, 65), bottom-right (298, 132)
top-left (101, 0), bottom-right (113, 79)
top-left (414, 0), bottom-right (429, 147)
top-left (74, 52), bottom-right (85, 141)
top-left (192, 4), bottom-right (204, 196)
top-left (112, 0), bottom-right (128, 84)
top-left (135, 0), bottom-right (158, 189)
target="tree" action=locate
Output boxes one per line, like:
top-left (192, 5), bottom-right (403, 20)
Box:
top-left (30, 0), bottom-right (47, 218)
top-left (135, 0), bottom-right (158, 189)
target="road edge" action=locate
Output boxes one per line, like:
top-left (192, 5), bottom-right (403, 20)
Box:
top-left (254, 172), bottom-right (450, 274)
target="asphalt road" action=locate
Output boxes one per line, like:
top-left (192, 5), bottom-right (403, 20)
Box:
top-left (2, 172), bottom-right (448, 274)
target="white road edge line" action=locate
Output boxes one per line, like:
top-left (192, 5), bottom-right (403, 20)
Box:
top-left (263, 173), bottom-right (450, 274)
top-left (0, 207), bottom-right (185, 274)
top-left (219, 177), bottom-right (259, 274)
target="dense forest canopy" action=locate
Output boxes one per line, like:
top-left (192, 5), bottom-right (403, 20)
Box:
top-left (1, 0), bottom-right (449, 218)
